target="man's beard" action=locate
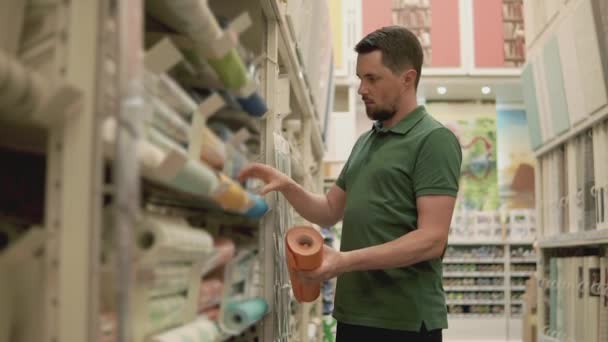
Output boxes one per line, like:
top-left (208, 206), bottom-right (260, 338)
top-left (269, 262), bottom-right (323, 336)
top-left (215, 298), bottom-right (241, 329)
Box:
top-left (366, 106), bottom-right (396, 121)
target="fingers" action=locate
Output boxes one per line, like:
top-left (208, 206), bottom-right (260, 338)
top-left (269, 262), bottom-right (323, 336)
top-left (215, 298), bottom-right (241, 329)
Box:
top-left (296, 270), bottom-right (322, 284)
top-left (259, 183), bottom-right (280, 196)
top-left (237, 163), bottom-right (266, 183)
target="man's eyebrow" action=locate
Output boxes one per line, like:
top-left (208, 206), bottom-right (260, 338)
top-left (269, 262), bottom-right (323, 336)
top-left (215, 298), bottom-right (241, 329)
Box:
top-left (357, 73), bottom-right (377, 78)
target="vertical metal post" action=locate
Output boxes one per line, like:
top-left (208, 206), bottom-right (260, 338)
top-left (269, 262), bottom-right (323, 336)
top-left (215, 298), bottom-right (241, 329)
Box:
top-left (259, 9), bottom-right (280, 341)
top-left (58, 0), bottom-right (105, 340)
top-left (114, 0), bottom-right (144, 341)
top-left (43, 126), bottom-right (63, 342)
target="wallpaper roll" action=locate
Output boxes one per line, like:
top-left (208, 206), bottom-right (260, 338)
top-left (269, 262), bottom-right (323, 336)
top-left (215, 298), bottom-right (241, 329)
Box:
top-left (171, 160), bottom-right (221, 197)
top-left (179, 0), bottom-right (247, 89)
top-left (236, 91), bottom-right (268, 118)
top-left (148, 295), bottom-right (187, 332)
top-left (147, 0), bottom-right (249, 90)
top-left (244, 193), bottom-right (269, 218)
top-left (148, 264), bottom-right (192, 297)
top-left (149, 97), bottom-right (190, 145)
top-left (157, 74), bottom-right (198, 119)
top-left (201, 307), bottom-right (221, 321)
top-left (0, 51), bottom-right (45, 118)
top-left (211, 237), bottom-right (236, 271)
top-left (223, 144), bottom-right (248, 181)
top-left (206, 50), bottom-right (248, 90)
top-left (199, 125), bottom-right (227, 172)
top-left (285, 226), bottom-right (324, 303)
top-left (166, 0), bottom-right (223, 43)
top-left (207, 123), bottom-right (249, 179)
top-left (147, 128), bottom-right (222, 197)
top-left (147, 126), bottom-right (187, 155)
top-left (211, 173), bottom-right (250, 211)
top-left (211, 174), bottom-right (268, 218)
top-left (221, 298), bottom-right (269, 334)
top-left (198, 279), bottom-right (224, 311)
top-left (136, 215), bottom-right (214, 262)
top-left (149, 317), bottom-right (219, 342)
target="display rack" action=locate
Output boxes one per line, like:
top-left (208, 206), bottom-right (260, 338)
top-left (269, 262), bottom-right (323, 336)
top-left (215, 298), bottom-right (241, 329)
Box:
top-left (443, 239), bottom-right (537, 341)
top-left (521, 0), bottom-right (608, 341)
top-left (0, 0), bottom-right (331, 341)
top-left (391, 0), bottom-right (432, 66)
top-left (502, 0), bottom-right (526, 67)
top-left (444, 208), bottom-right (537, 341)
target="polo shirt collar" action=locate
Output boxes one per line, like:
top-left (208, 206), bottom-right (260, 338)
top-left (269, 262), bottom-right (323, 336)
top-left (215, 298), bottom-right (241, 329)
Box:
top-left (372, 105), bottom-right (427, 135)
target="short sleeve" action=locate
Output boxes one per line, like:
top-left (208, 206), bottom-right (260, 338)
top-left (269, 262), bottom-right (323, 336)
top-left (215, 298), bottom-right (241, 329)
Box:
top-left (335, 133), bottom-right (367, 191)
top-left (335, 158), bottom-right (350, 190)
top-left (413, 128), bottom-right (462, 197)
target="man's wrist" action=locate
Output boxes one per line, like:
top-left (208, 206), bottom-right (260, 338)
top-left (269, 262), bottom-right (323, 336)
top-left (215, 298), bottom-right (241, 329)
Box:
top-left (339, 250), bottom-right (356, 274)
top-left (280, 177), bottom-right (298, 194)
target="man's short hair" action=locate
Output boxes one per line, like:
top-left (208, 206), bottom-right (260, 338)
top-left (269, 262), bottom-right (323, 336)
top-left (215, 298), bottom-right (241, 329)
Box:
top-left (355, 26), bottom-right (424, 88)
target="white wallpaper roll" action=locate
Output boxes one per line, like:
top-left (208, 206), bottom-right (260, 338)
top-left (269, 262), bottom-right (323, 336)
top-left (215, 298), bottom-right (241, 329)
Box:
top-left (148, 264), bottom-right (192, 297)
top-left (0, 51), bottom-right (45, 118)
top-left (149, 318), bottom-right (219, 342)
top-left (137, 215), bottom-right (214, 262)
top-left (147, 0), bottom-right (222, 44)
top-left (149, 96), bottom-right (190, 145)
top-left (148, 295), bottom-right (187, 332)
top-left (157, 74), bottom-right (198, 119)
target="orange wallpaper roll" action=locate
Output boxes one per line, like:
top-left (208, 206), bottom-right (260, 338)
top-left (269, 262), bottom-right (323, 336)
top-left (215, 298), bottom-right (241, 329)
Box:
top-left (285, 226), bottom-right (324, 303)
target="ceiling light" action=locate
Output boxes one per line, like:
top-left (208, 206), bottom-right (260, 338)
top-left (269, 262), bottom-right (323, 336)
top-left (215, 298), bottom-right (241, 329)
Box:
top-left (436, 86), bottom-right (447, 95)
top-left (481, 86), bottom-right (492, 95)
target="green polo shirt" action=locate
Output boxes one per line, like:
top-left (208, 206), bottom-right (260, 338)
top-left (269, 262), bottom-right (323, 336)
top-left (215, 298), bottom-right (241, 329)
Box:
top-left (333, 105), bottom-right (462, 332)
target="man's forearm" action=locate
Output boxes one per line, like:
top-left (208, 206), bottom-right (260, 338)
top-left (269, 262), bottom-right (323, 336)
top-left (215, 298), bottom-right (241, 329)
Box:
top-left (280, 181), bottom-right (339, 226)
top-left (340, 228), bottom-right (446, 273)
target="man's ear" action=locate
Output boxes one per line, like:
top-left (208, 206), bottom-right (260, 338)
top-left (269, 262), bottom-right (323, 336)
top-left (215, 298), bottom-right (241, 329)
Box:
top-left (402, 69), bottom-right (418, 89)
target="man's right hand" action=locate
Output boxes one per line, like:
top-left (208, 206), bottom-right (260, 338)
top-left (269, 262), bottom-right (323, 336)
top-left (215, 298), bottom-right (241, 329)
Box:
top-left (239, 163), bottom-right (346, 226)
top-left (238, 163), bottom-right (293, 195)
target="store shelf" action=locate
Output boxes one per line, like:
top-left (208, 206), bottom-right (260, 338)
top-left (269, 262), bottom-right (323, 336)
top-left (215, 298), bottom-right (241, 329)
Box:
top-left (507, 240), bottom-right (536, 245)
top-left (538, 229), bottom-right (608, 248)
top-left (535, 105), bottom-right (608, 157)
top-left (0, 119), bottom-right (47, 154)
top-left (444, 258), bottom-right (505, 264)
top-left (539, 334), bottom-right (560, 342)
top-left (444, 286), bottom-right (505, 291)
top-left (509, 258), bottom-right (537, 263)
top-left (444, 272), bottom-right (505, 277)
top-left (510, 272), bottom-right (535, 277)
top-left (510, 300), bottom-right (524, 305)
top-left (448, 314), bottom-right (504, 318)
top-left (511, 286), bottom-right (526, 291)
top-left (448, 240), bottom-right (505, 246)
top-left (141, 179), bottom-right (261, 227)
top-left (446, 300), bottom-right (505, 305)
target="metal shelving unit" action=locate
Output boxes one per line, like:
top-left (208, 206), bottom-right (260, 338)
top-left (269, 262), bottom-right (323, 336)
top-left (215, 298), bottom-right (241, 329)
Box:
top-left (0, 0), bottom-right (330, 341)
top-left (521, 0), bottom-right (608, 341)
top-left (443, 240), bottom-right (537, 341)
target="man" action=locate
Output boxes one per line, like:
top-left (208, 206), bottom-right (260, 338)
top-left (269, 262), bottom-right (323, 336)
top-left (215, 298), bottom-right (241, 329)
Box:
top-left (239, 26), bottom-right (462, 341)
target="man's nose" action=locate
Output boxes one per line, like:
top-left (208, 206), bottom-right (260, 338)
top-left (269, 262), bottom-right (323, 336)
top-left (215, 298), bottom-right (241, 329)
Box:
top-left (358, 82), bottom-right (368, 96)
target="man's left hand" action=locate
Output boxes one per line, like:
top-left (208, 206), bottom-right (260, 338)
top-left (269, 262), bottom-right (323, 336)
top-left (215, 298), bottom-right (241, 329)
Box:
top-left (296, 245), bottom-right (347, 284)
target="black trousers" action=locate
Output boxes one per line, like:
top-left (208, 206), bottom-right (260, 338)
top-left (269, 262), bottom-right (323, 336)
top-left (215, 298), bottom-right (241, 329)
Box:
top-left (336, 322), bottom-right (442, 342)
